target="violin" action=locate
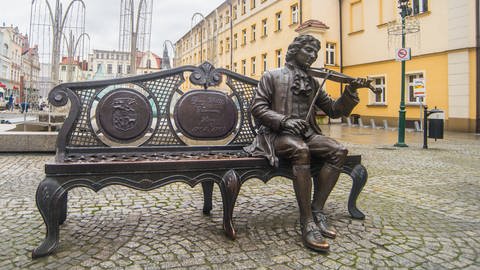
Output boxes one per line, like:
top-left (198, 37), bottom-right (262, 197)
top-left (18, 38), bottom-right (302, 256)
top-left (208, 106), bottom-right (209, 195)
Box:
top-left (307, 67), bottom-right (382, 94)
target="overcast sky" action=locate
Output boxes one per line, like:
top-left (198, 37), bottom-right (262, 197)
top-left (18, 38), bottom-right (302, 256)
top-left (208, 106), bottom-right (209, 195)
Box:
top-left (1, 0), bottom-right (225, 56)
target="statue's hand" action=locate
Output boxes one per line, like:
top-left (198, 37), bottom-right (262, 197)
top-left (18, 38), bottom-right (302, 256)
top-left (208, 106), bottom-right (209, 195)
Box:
top-left (282, 118), bottom-right (308, 136)
top-left (348, 78), bottom-right (368, 93)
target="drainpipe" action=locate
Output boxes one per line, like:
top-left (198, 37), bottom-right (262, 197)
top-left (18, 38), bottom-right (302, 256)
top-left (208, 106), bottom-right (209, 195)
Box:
top-left (339, 0), bottom-right (344, 94)
top-left (230, 0), bottom-right (233, 70)
top-left (476, 0), bottom-right (480, 133)
top-left (299, 0), bottom-right (303, 24)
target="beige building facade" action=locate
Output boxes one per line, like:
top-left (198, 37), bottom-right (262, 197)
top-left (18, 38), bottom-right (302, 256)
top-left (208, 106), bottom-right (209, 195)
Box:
top-left (175, 0), bottom-right (480, 133)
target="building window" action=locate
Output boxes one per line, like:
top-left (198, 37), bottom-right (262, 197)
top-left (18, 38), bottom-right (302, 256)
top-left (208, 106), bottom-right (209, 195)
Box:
top-left (242, 29), bottom-right (247, 45)
top-left (117, 65), bottom-right (123, 74)
top-left (325, 42), bottom-right (335, 66)
top-left (262, 53), bottom-right (267, 73)
top-left (242, 59), bottom-right (246, 75)
top-left (369, 76), bottom-right (386, 104)
top-left (219, 40), bottom-right (224, 54)
top-left (276, 49), bottom-right (282, 68)
top-left (97, 63), bottom-right (102, 71)
top-left (126, 65), bottom-right (131, 74)
top-left (350, 0), bottom-right (364, 33)
top-left (233, 62), bottom-right (237, 73)
top-left (380, 0), bottom-right (395, 24)
top-left (226, 10), bottom-right (230, 24)
top-left (107, 64), bottom-right (113, 74)
top-left (219, 15), bottom-right (223, 28)
top-left (276, 12), bottom-right (282, 31)
top-left (407, 72), bottom-right (424, 103)
top-left (251, 57), bottom-right (256, 75)
top-left (251, 24), bottom-right (256, 41)
top-left (242, 0), bottom-right (246, 15)
top-left (226, 38), bottom-right (230, 52)
top-left (291, 4), bottom-right (299, 24)
top-left (61, 66), bottom-right (66, 71)
top-left (262, 19), bottom-right (268, 37)
top-left (250, 0), bottom-right (256, 9)
top-left (146, 59), bottom-right (151, 69)
top-left (233, 5), bottom-right (238, 20)
top-left (412, 0), bottom-right (428, 15)
top-left (234, 34), bottom-right (238, 49)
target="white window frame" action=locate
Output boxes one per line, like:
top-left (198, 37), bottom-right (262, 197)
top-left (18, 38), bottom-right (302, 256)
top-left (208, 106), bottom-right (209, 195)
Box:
top-left (262, 53), bottom-right (267, 73)
top-left (242, 59), bottom-right (246, 75)
top-left (251, 57), bottom-right (256, 75)
top-left (262, 19), bottom-right (268, 36)
top-left (368, 75), bottom-right (387, 105)
top-left (276, 49), bottom-right (282, 68)
top-left (406, 71), bottom-right (426, 104)
top-left (276, 12), bottom-right (282, 31)
top-left (291, 4), bottom-right (299, 24)
top-left (412, 0), bottom-right (428, 15)
top-left (251, 24), bottom-right (256, 41)
top-left (325, 42), bottom-right (336, 66)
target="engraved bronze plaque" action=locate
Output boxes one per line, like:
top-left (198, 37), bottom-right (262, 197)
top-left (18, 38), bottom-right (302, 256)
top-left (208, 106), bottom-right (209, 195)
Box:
top-left (174, 90), bottom-right (238, 140)
top-left (96, 88), bottom-right (152, 142)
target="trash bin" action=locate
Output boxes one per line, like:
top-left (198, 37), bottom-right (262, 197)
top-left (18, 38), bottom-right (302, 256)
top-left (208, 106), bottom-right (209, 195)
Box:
top-left (428, 109), bottom-right (444, 139)
top-left (351, 114), bottom-right (360, 125)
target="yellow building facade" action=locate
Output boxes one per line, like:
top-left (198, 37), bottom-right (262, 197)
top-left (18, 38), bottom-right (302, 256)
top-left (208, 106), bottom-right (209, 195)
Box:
top-left (175, 0), bottom-right (480, 133)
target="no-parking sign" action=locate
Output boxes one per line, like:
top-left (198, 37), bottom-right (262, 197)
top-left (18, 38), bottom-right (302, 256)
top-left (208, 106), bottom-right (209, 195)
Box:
top-left (395, 48), bottom-right (411, 61)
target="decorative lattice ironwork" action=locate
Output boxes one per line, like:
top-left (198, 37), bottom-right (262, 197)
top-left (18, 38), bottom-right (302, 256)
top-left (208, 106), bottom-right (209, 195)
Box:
top-left (50, 62), bottom-right (261, 158)
top-left (227, 77), bottom-right (258, 145)
top-left (141, 74), bottom-right (185, 146)
top-left (68, 88), bottom-right (102, 146)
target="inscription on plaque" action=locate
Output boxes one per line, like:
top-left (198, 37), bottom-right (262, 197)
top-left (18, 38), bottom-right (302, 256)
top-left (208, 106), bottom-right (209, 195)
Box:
top-left (96, 88), bottom-right (152, 142)
top-left (175, 90), bottom-right (238, 139)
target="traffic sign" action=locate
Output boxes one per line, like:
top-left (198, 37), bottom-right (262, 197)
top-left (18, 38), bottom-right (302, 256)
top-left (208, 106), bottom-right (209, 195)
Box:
top-left (395, 48), bottom-right (411, 61)
top-left (413, 78), bottom-right (425, 97)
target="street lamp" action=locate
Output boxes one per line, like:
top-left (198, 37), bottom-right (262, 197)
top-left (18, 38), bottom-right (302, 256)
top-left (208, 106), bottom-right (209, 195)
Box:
top-left (33, 0), bottom-right (86, 85)
top-left (191, 12), bottom-right (207, 63)
top-left (394, 0), bottom-right (412, 147)
top-left (62, 31), bottom-right (90, 82)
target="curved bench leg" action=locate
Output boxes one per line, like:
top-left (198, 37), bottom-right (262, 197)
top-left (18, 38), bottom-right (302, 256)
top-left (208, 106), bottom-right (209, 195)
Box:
top-left (201, 181), bottom-right (214, 215)
top-left (343, 164), bottom-right (368, 219)
top-left (219, 169), bottom-right (240, 240)
top-left (59, 191), bottom-right (68, 225)
top-left (32, 177), bottom-right (66, 258)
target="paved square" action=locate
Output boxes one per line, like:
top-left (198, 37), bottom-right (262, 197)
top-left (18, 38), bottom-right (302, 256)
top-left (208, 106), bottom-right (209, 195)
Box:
top-left (0, 126), bottom-right (479, 269)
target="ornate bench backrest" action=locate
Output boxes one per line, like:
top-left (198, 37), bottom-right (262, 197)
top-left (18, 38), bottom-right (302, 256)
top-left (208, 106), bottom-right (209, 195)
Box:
top-left (50, 62), bottom-right (259, 161)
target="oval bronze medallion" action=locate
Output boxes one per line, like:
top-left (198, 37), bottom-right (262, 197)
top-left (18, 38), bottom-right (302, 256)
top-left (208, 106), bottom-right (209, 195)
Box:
top-left (174, 90), bottom-right (238, 140)
top-left (96, 88), bottom-right (152, 143)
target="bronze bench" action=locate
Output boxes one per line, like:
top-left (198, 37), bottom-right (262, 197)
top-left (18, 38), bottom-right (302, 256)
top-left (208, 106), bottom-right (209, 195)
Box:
top-left (32, 62), bottom-right (367, 258)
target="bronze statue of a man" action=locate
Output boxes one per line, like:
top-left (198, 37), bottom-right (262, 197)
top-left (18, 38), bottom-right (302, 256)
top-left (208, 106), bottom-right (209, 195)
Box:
top-left (245, 34), bottom-right (367, 252)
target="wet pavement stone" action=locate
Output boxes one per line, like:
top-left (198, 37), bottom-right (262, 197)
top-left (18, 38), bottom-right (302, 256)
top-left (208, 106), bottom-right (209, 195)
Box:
top-left (0, 126), bottom-right (479, 269)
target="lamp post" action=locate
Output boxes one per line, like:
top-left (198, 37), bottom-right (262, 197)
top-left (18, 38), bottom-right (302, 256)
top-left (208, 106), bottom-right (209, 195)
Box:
top-left (191, 12), bottom-right (207, 63)
top-left (394, 0), bottom-right (412, 147)
top-left (62, 31), bottom-right (90, 82)
top-left (33, 0), bottom-right (86, 85)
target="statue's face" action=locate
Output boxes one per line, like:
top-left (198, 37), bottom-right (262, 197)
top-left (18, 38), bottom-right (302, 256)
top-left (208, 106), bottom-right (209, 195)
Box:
top-left (294, 43), bottom-right (319, 68)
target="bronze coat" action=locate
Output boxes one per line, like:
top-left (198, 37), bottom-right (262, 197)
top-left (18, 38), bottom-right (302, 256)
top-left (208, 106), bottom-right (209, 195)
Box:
top-left (244, 66), bottom-right (359, 167)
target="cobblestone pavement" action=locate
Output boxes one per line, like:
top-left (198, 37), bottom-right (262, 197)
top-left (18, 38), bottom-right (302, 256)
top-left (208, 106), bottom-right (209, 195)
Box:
top-left (0, 126), bottom-right (479, 269)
